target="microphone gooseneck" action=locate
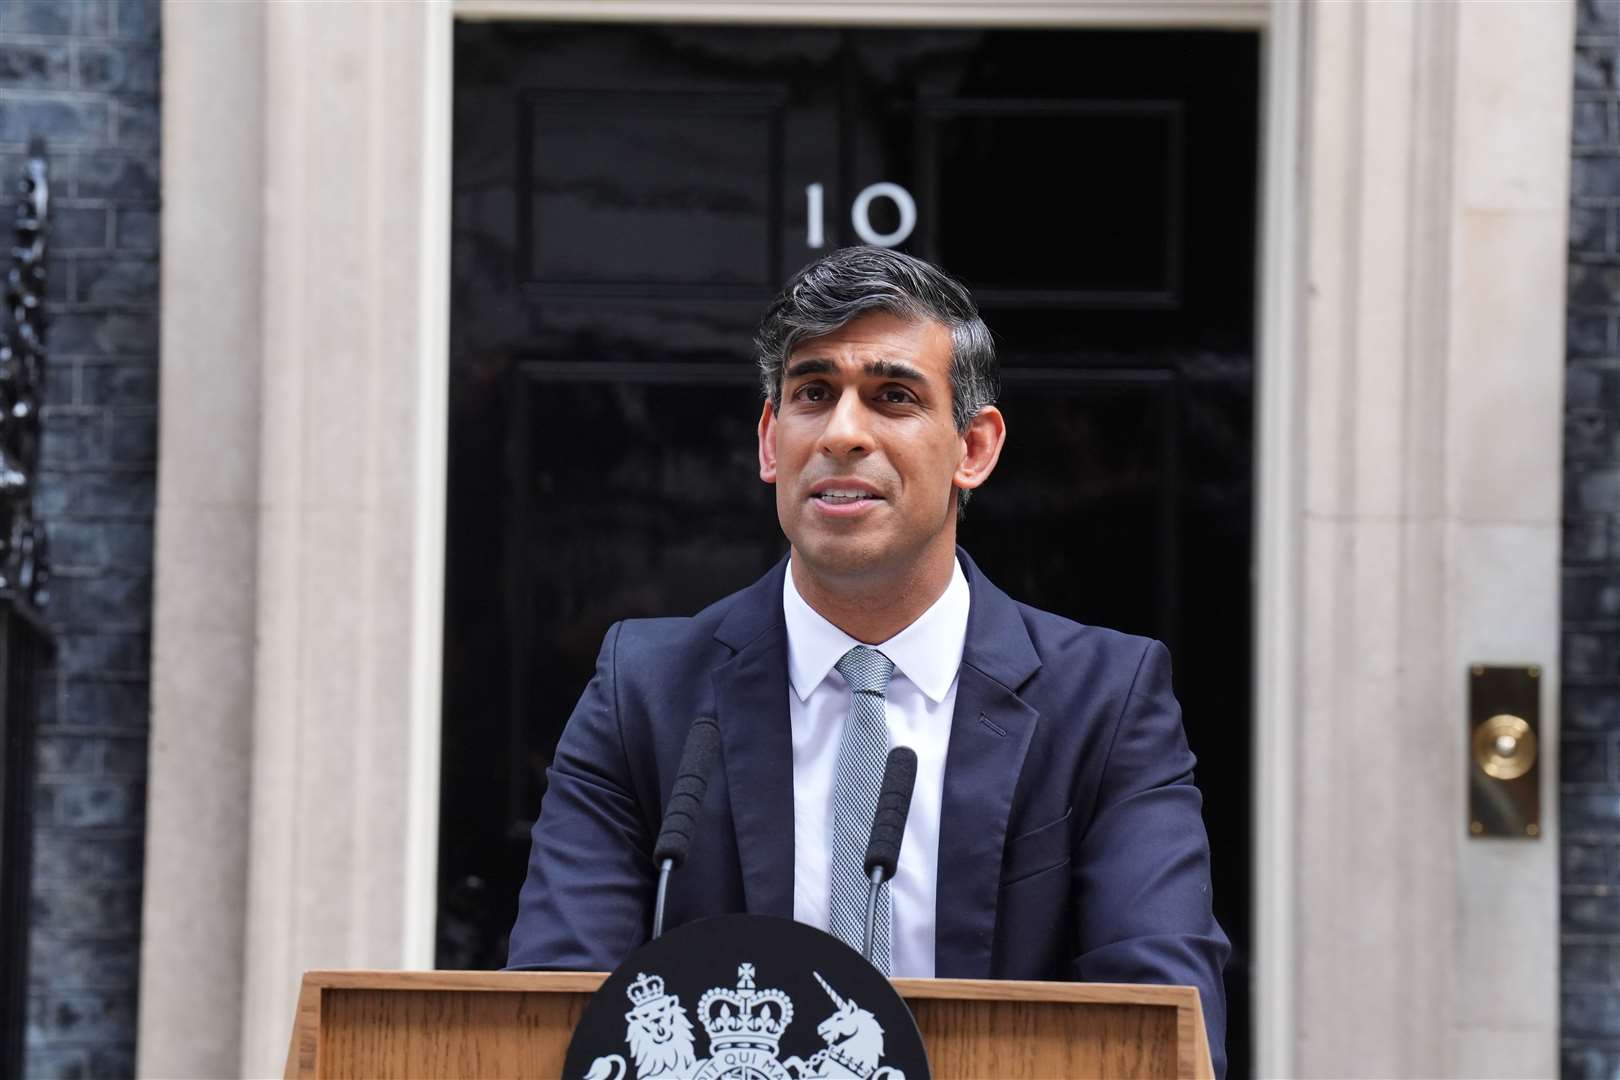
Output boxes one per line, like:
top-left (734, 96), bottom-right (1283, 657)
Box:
top-left (861, 746), bottom-right (918, 966)
top-left (651, 716), bottom-right (722, 940)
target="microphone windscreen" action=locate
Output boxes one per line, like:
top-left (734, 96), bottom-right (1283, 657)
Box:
top-left (652, 716), bottom-right (722, 868)
top-left (863, 746), bottom-right (918, 879)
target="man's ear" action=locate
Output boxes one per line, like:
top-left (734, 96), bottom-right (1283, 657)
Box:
top-left (954, 405), bottom-right (1006, 493)
top-left (758, 400), bottom-right (778, 483)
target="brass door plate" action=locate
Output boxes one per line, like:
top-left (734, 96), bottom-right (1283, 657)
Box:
top-left (1467, 664), bottom-right (1541, 839)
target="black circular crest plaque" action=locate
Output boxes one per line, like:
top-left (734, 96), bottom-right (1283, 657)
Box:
top-left (563, 914), bottom-right (930, 1080)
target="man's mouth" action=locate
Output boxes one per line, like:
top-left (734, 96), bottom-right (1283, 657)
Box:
top-left (812, 489), bottom-right (882, 504)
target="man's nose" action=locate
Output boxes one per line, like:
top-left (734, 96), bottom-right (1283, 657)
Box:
top-left (820, 388), bottom-right (872, 456)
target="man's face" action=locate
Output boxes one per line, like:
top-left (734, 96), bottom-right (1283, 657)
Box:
top-left (757, 310), bottom-right (981, 584)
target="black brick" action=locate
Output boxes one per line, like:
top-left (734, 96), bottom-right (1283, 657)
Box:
top-left (110, 98), bottom-right (152, 149)
top-left (1566, 1042), bottom-right (1620, 1080)
top-left (48, 520), bottom-right (150, 569)
top-left (60, 678), bottom-right (147, 728)
top-left (1, 1), bottom-right (78, 36)
top-left (1570, 312), bottom-right (1610, 359)
top-left (1579, 100), bottom-right (1611, 149)
top-left (80, 363), bottom-right (153, 407)
top-left (1571, 262), bottom-right (1620, 308)
top-left (1580, 44), bottom-right (1619, 92)
top-left (47, 572), bottom-right (151, 629)
top-left (98, 734), bottom-right (144, 775)
top-left (1566, 839), bottom-right (1619, 883)
top-left (111, 0), bottom-right (155, 39)
top-left (1572, 205), bottom-right (1609, 255)
top-left (22, 1046), bottom-right (90, 1078)
top-left (54, 631), bottom-right (146, 675)
top-left (34, 733), bottom-right (99, 775)
top-left (0, 96), bottom-right (107, 146)
top-left (1567, 361), bottom-right (1620, 411)
top-left (76, 44), bottom-right (157, 95)
top-left (1566, 630), bottom-right (1617, 679)
top-left (29, 830), bottom-right (142, 881)
top-left (1565, 941), bottom-right (1616, 986)
top-left (47, 258), bottom-right (69, 303)
top-left (112, 205), bottom-right (152, 250)
top-left (35, 470), bottom-right (153, 517)
top-left (1583, 0), bottom-right (1620, 34)
top-left (44, 360), bottom-right (75, 406)
top-left (79, 0), bottom-right (112, 37)
top-left (74, 151), bottom-right (154, 201)
top-left (105, 409), bottom-right (153, 463)
top-left (28, 933), bottom-right (139, 991)
top-left (31, 883), bottom-right (142, 937)
top-left (1577, 155), bottom-right (1620, 200)
top-left (1567, 515), bottom-right (1611, 563)
top-left (28, 990), bottom-right (137, 1043)
top-left (1566, 734), bottom-right (1613, 782)
top-left (1572, 465), bottom-right (1620, 513)
top-left (40, 779), bottom-right (140, 827)
top-left (0, 42), bottom-right (71, 88)
top-left (52, 203), bottom-right (106, 251)
top-left (1567, 569), bottom-right (1620, 619)
top-left (50, 310), bottom-right (155, 355)
top-left (73, 256), bottom-right (155, 304)
top-left (1566, 791), bottom-right (1620, 833)
top-left (1567, 892), bottom-right (1620, 934)
top-left (39, 409), bottom-right (106, 468)
top-left (1569, 987), bottom-right (1620, 1038)
top-left (1568, 410), bottom-right (1614, 461)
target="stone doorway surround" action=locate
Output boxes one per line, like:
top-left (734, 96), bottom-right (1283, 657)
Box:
top-left (142, 2), bottom-right (1571, 1077)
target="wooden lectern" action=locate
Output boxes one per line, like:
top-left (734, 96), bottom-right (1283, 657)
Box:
top-left (284, 970), bottom-right (1214, 1078)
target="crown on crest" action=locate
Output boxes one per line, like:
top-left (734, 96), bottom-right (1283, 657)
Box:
top-left (697, 963), bottom-right (794, 1053)
top-left (626, 972), bottom-right (667, 1008)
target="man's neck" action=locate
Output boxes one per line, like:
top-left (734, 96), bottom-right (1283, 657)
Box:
top-left (789, 539), bottom-right (958, 645)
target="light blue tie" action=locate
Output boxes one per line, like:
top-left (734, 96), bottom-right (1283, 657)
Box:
top-left (829, 645), bottom-right (895, 972)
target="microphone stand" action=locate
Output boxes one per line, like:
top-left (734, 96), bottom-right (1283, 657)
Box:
top-left (862, 865), bottom-right (887, 962)
top-left (653, 858), bottom-right (675, 940)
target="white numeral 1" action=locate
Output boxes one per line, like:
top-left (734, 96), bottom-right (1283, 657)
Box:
top-left (806, 183), bottom-right (825, 249)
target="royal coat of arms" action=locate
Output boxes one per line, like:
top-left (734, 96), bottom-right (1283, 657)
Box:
top-left (582, 963), bottom-right (908, 1080)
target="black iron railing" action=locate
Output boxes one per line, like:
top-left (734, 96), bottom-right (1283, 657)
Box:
top-left (0, 137), bottom-right (57, 1080)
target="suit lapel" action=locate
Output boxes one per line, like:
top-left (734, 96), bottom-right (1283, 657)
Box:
top-left (934, 551), bottom-right (1043, 978)
top-left (712, 559), bottom-right (795, 919)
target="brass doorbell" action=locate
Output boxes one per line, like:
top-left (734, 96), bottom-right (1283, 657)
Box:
top-left (1467, 665), bottom-right (1541, 839)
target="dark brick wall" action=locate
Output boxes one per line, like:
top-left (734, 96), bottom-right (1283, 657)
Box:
top-left (0, 0), bottom-right (159, 1076)
top-left (1566, 1), bottom-right (1620, 1076)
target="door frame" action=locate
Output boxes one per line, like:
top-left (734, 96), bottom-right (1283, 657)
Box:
top-left (147, 2), bottom-right (1572, 1077)
top-left (446, 0), bottom-right (1294, 1071)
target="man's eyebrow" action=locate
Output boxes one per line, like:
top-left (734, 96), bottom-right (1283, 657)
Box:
top-left (865, 359), bottom-right (925, 382)
top-left (782, 357), bottom-right (927, 382)
top-left (784, 357), bottom-right (835, 379)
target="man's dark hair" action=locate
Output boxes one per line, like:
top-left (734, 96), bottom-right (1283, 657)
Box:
top-left (755, 246), bottom-right (999, 434)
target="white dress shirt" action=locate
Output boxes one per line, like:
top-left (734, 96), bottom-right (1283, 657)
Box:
top-left (782, 557), bottom-right (969, 978)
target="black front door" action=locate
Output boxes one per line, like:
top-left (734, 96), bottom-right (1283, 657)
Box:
top-left (442, 21), bottom-right (1257, 1075)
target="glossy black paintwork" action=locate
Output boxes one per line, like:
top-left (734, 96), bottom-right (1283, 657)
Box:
top-left (443, 23), bottom-right (1257, 1075)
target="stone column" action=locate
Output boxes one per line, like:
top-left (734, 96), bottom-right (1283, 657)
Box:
top-left (236, 3), bottom-right (452, 1076)
top-left (138, 3), bottom-right (263, 1076)
top-left (1283, 1), bottom-right (1570, 1075)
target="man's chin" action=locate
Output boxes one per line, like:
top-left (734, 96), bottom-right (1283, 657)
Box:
top-left (789, 533), bottom-right (895, 581)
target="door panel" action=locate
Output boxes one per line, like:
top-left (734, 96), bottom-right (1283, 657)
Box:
top-left (444, 22), bottom-right (1257, 1076)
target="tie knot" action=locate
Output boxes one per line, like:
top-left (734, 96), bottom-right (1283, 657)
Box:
top-left (836, 645), bottom-right (895, 695)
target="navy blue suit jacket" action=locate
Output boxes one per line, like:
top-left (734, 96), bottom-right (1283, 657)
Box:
top-left (508, 550), bottom-right (1229, 1074)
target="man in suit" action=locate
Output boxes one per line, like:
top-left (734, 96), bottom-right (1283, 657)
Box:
top-left (508, 246), bottom-right (1230, 1074)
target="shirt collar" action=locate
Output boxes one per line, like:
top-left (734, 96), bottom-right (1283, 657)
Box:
top-left (782, 556), bottom-right (970, 705)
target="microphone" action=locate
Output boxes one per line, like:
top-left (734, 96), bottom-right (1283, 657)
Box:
top-left (651, 716), bottom-right (722, 939)
top-left (861, 746), bottom-right (918, 967)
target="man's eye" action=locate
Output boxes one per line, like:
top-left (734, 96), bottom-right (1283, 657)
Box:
top-left (796, 384), bottom-right (829, 402)
top-left (880, 388), bottom-right (914, 404)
